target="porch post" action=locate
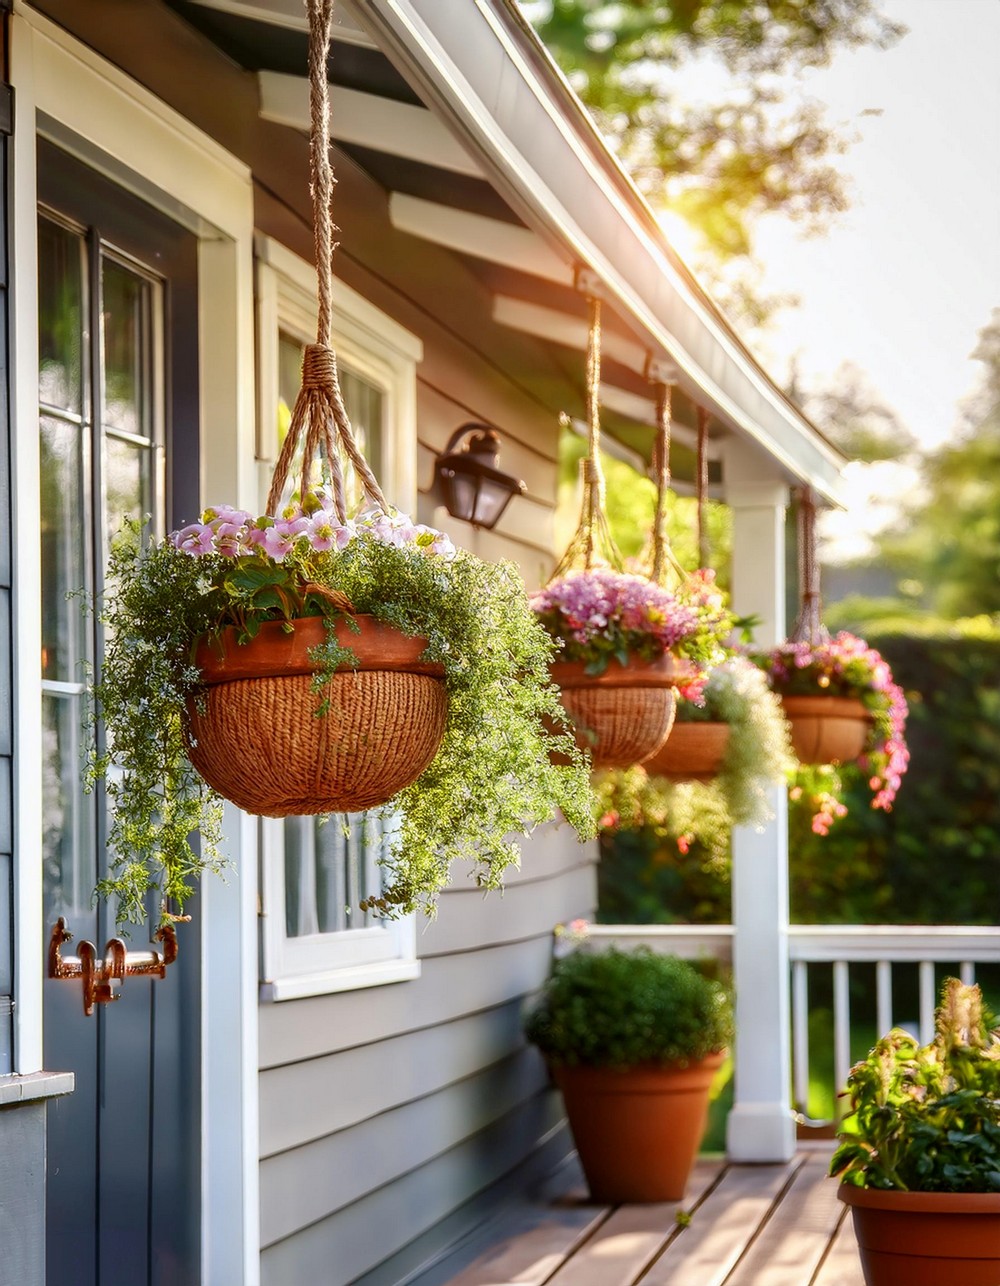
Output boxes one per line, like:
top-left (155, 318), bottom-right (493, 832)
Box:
top-left (723, 449), bottom-right (796, 1162)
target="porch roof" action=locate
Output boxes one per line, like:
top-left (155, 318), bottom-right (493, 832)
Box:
top-left (169, 0), bottom-right (848, 503)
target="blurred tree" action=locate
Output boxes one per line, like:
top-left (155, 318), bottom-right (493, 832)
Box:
top-left (524, 0), bottom-right (905, 261)
top-left (869, 309), bottom-right (1000, 618)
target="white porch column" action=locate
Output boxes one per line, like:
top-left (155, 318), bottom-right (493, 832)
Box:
top-left (723, 444), bottom-right (797, 1162)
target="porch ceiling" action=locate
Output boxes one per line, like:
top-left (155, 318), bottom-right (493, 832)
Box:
top-left (166, 0), bottom-right (847, 502)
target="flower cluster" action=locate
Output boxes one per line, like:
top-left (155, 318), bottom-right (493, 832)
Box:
top-left (171, 498), bottom-right (456, 563)
top-left (757, 631), bottom-right (909, 816)
top-left (530, 567), bottom-right (731, 684)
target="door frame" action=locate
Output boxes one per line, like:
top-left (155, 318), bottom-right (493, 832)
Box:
top-left (11, 8), bottom-right (259, 1283)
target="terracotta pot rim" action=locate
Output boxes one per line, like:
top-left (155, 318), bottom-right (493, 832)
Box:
top-left (551, 653), bottom-right (691, 690)
top-left (781, 694), bottom-right (871, 719)
top-left (838, 1184), bottom-right (1000, 1214)
top-left (194, 614), bottom-right (445, 685)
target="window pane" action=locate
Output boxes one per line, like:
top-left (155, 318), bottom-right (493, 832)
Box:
top-left (102, 258), bottom-right (150, 437)
top-left (38, 217), bottom-right (85, 414)
top-left (105, 435), bottom-right (152, 549)
top-left (341, 367), bottom-right (384, 486)
top-left (283, 813), bottom-right (383, 937)
top-left (42, 693), bottom-right (96, 920)
top-left (40, 415), bottom-right (88, 683)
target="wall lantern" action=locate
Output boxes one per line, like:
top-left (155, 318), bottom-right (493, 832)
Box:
top-left (435, 423), bottom-right (526, 530)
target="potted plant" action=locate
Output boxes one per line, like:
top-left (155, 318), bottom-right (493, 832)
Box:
top-left (830, 978), bottom-right (1000, 1285)
top-left (755, 631), bottom-right (909, 819)
top-left (91, 498), bottom-right (594, 931)
top-left (525, 939), bottom-right (733, 1202)
top-left (530, 567), bottom-right (733, 770)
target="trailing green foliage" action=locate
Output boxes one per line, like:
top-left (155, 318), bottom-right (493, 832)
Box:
top-left (831, 979), bottom-right (1000, 1192)
top-left (524, 946), bottom-right (733, 1069)
top-left (91, 516), bottom-right (595, 931)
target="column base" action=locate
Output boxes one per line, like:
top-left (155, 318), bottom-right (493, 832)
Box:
top-left (726, 1102), bottom-right (797, 1163)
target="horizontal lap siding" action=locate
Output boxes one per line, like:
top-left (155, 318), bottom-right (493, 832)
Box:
top-left (258, 827), bottom-right (597, 1284)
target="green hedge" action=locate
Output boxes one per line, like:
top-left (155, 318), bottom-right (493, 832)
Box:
top-left (599, 624), bottom-right (1000, 926)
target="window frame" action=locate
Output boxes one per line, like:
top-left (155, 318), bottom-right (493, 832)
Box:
top-left (254, 234), bottom-right (423, 1002)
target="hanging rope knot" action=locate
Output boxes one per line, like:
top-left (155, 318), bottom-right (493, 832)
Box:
top-left (301, 343), bottom-right (336, 390)
top-left (583, 458), bottom-right (601, 485)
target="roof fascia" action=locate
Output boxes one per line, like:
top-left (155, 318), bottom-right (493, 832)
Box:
top-left (356, 0), bottom-right (848, 504)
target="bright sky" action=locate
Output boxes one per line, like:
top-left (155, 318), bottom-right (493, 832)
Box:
top-left (749, 0), bottom-right (1000, 452)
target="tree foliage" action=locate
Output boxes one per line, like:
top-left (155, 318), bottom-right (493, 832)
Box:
top-left (526, 0), bottom-right (905, 259)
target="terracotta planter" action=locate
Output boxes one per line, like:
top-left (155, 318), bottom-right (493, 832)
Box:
top-left (187, 615), bottom-right (447, 816)
top-left (645, 720), bottom-right (729, 782)
top-left (553, 1051), bottom-right (725, 1202)
top-left (550, 654), bottom-right (685, 770)
top-left (839, 1184), bottom-right (1000, 1286)
top-left (781, 694), bottom-right (869, 765)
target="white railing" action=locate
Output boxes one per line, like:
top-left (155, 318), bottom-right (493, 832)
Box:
top-left (583, 923), bottom-right (1000, 1124)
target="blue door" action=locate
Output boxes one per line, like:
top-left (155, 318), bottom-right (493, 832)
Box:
top-left (38, 139), bottom-right (202, 1286)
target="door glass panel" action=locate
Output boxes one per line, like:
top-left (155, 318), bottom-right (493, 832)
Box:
top-left (39, 414), bottom-right (88, 683)
top-left (41, 692), bottom-right (95, 920)
top-left (104, 436), bottom-right (152, 546)
top-left (38, 217), bottom-right (85, 415)
top-left (102, 258), bottom-right (148, 436)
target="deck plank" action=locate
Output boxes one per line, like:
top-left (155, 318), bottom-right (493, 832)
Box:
top-left (636, 1159), bottom-right (803, 1286)
top-left (543, 1159), bottom-right (724, 1286)
top-left (442, 1200), bottom-right (610, 1286)
top-left (810, 1206), bottom-right (865, 1286)
top-left (724, 1149), bottom-right (846, 1285)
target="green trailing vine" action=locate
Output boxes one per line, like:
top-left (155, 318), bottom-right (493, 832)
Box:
top-left (90, 511), bottom-right (595, 931)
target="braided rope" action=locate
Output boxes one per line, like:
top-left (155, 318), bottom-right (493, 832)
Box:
top-left (550, 296), bottom-right (623, 580)
top-left (265, 0), bottom-right (388, 520)
top-left (696, 406), bottom-right (710, 569)
top-left (790, 486), bottom-right (829, 643)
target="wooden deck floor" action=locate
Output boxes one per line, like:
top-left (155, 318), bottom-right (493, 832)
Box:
top-left (438, 1145), bottom-right (863, 1286)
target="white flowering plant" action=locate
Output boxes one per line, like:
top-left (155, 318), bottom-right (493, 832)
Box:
top-left (90, 493), bottom-right (594, 930)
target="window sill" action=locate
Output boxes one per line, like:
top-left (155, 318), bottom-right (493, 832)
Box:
top-left (259, 957), bottom-right (421, 1003)
top-left (0, 1071), bottom-right (76, 1106)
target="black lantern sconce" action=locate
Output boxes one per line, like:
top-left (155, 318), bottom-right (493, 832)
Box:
top-left (434, 424), bottom-right (526, 530)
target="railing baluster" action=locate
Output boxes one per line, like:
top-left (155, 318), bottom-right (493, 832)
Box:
top-left (919, 961), bottom-right (936, 1044)
top-left (876, 959), bottom-right (892, 1034)
top-left (961, 960), bottom-right (975, 985)
top-left (833, 960), bottom-right (851, 1112)
top-left (792, 961), bottom-right (810, 1115)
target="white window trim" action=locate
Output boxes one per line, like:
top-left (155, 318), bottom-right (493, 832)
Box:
top-left (254, 234), bottom-right (422, 1001)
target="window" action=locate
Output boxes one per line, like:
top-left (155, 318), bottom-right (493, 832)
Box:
top-left (255, 236), bottom-right (423, 1000)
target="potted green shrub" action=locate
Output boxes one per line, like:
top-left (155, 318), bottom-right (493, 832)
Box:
top-left (91, 500), bottom-right (594, 931)
top-left (525, 941), bottom-right (732, 1201)
top-left (830, 978), bottom-right (1000, 1285)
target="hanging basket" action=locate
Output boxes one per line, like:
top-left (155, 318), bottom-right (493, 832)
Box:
top-left (187, 615), bottom-right (447, 816)
top-left (550, 654), bottom-right (683, 770)
top-left (781, 694), bottom-right (869, 766)
top-left (645, 719), bottom-right (730, 782)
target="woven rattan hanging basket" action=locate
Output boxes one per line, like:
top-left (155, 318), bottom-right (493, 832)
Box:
top-left (780, 694), bottom-right (869, 766)
top-left (551, 654), bottom-right (682, 770)
top-left (187, 617), bottom-right (448, 816)
top-left (645, 719), bottom-right (730, 782)
top-left (184, 0), bottom-right (449, 817)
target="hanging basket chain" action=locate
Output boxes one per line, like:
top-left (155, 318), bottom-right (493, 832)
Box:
top-left (790, 485), bottom-right (829, 644)
top-left (550, 296), bottom-right (623, 579)
top-left (696, 406), bottom-right (710, 570)
top-left (265, 0), bottom-right (388, 521)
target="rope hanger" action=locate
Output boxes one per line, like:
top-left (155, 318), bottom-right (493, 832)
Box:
top-left (790, 486), bottom-right (829, 644)
top-left (265, 0), bottom-right (388, 522)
